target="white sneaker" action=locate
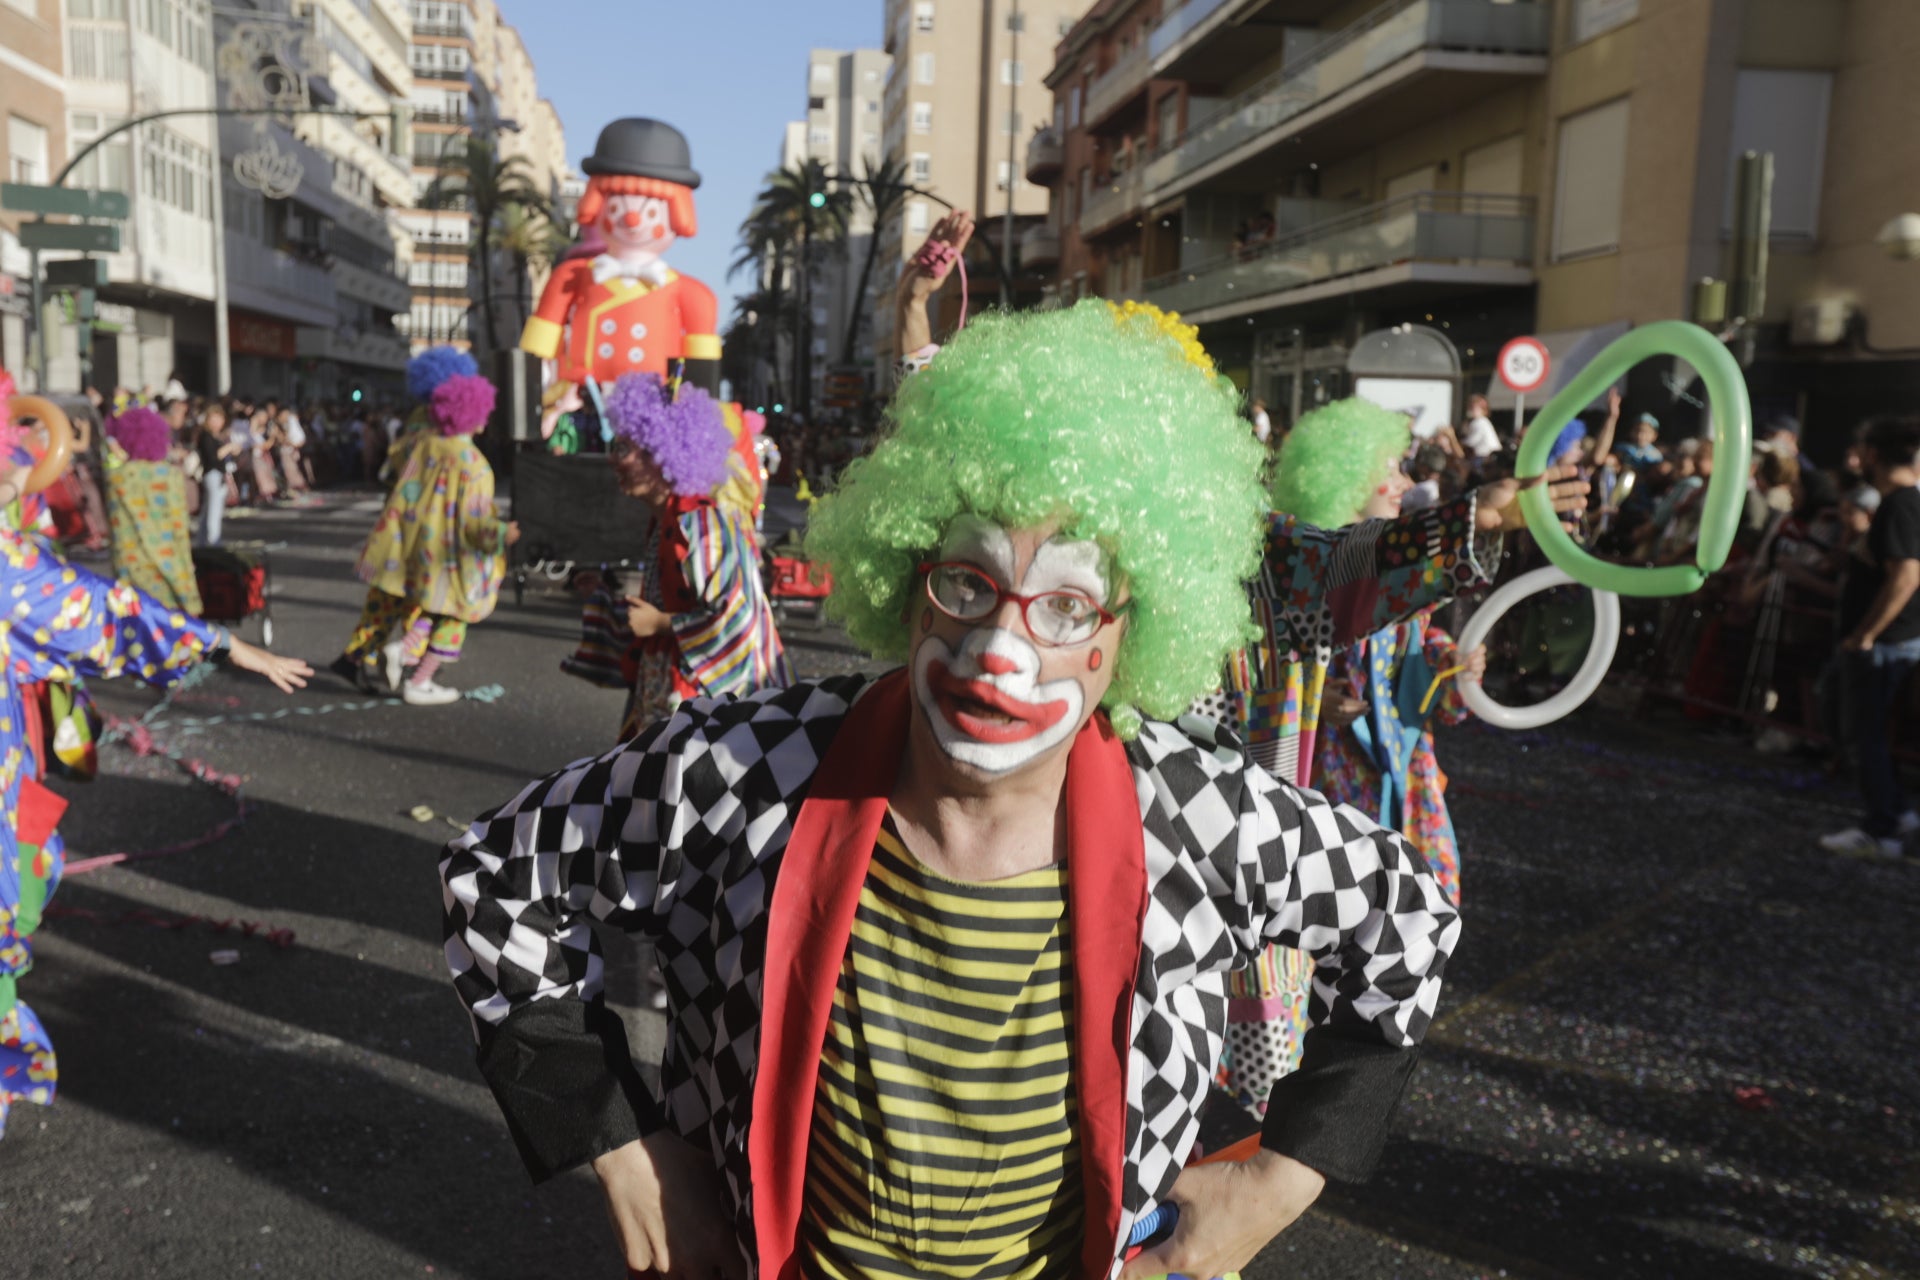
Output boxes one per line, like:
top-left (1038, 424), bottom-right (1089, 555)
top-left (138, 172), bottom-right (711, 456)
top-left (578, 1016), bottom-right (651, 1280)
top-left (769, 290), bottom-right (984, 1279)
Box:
top-left (1819, 827), bottom-right (1904, 860)
top-left (380, 637), bottom-right (407, 692)
top-left (401, 678), bottom-right (461, 707)
top-left (1898, 811), bottom-right (1920, 837)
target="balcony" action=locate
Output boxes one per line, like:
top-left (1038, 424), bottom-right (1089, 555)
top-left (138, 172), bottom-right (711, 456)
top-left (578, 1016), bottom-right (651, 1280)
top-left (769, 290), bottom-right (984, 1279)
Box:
top-left (224, 239), bottom-right (338, 330)
top-left (1144, 0), bottom-right (1550, 202)
top-left (1150, 0), bottom-right (1347, 79)
top-left (412, 21), bottom-right (473, 40)
top-left (411, 108), bottom-right (469, 126)
top-left (1084, 42), bottom-right (1152, 130)
top-left (1020, 224), bottom-right (1061, 269)
top-left (333, 257), bottom-right (413, 314)
top-left (1079, 167), bottom-right (1146, 239)
top-left (307, 112), bottom-right (413, 208)
top-left (1025, 128), bottom-right (1064, 184)
top-left (1142, 191), bottom-right (1535, 324)
top-left (297, 324), bottom-right (412, 371)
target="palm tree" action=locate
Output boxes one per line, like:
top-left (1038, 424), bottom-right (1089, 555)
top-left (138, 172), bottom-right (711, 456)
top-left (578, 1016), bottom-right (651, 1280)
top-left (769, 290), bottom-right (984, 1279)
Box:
top-left (730, 207), bottom-right (793, 405)
top-left (424, 136), bottom-right (552, 353)
top-left (742, 159), bottom-right (852, 412)
top-left (493, 202), bottom-right (557, 338)
top-left (838, 153), bottom-right (914, 368)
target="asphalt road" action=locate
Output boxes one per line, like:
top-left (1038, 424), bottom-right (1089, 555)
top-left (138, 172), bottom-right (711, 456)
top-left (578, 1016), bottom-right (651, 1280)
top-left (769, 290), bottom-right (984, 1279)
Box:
top-left (5, 488), bottom-right (1916, 1279)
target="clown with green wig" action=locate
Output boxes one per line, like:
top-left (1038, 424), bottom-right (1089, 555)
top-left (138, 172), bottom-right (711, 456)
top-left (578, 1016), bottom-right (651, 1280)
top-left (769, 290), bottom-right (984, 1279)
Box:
top-left (1215, 399), bottom-right (1512, 1116)
top-left (437, 300), bottom-right (1596, 1280)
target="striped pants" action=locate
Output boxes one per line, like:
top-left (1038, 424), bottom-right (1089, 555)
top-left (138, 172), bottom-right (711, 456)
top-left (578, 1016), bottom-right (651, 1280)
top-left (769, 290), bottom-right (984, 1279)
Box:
top-left (345, 588), bottom-right (468, 668)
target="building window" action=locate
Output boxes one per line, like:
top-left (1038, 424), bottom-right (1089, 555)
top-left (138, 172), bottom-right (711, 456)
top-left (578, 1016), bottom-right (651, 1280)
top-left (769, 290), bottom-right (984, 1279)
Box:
top-left (810, 126), bottom-right (831, 148)
top-left (915, 52), bottom-right (935, 85)
top-left (911, 152), bottom-right (931, 183)
top-left (996, 160), bottom-right (1013, 191)
top-left (1571, 0), bottom-right (1638, 43)
top-left (866, 99), bottom-right (879, 113)
top-left (811, 62), bottom-right (834, 86)
top-left (1001, 111), bottom-right (1022, 136)
top-left (1724, 69), bottom-right (1831, 239)
top-left (1000, 60), bottom-right (1024, 86)
top-left (908, 201), bottom-right (929, 234)
top-left (912, 102), bottom-right (932, 134)
top-left (914, 1), bottom-right (934, 32)
top-left (1552, 97), bottom-right (1630, 260)
top-left (7, 116), bottom-right (49, 185)
top-left (67, 111), bottom-right (131, 193)
top-left (1068, 86), bottom-right (1082, 129)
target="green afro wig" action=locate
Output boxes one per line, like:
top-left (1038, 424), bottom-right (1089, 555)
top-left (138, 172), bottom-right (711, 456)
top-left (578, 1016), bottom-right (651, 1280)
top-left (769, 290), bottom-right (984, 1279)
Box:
top-left (805, 300), bottom-right (1268, 738)
top-left (1269, 398), bottom-right (1413, 529)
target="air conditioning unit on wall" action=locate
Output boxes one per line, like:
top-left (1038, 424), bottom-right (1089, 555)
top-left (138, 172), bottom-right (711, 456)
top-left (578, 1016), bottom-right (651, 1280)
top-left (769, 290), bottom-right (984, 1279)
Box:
top-left (1791, 297), bottom-right (1855, 347)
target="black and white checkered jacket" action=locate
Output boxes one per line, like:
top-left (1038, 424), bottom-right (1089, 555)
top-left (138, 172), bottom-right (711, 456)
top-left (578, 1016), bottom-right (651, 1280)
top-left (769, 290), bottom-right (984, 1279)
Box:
top-left (441, 673), bottom-right (1461, 1277)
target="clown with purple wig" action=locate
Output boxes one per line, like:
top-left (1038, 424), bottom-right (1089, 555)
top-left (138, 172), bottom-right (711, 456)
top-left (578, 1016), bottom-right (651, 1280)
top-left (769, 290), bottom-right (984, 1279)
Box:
top-left (570, 371), bottom-right (789, 738)
top-left (102, 405), bottom-right (202, 614)
top-left (336, 374), bottom-right (518, 705)
top-left (380, 345), bottom-right (479, 485)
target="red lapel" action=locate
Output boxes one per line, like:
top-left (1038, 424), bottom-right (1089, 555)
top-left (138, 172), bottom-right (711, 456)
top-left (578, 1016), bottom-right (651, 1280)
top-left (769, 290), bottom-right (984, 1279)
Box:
top-left (751, 669), bottom-right (909, 1280)
top-left (748, 673), bottom-right (1147, 1280)
top-left (1064, 712), bottom-right (1148, 1279)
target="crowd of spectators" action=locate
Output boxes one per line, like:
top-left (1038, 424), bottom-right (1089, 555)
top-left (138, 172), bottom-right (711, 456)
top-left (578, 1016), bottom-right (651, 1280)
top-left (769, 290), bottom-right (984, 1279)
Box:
top-left (1251, 386), bottom-right (1920, 856)
top-left (73, 383), bottom-right (413, 546)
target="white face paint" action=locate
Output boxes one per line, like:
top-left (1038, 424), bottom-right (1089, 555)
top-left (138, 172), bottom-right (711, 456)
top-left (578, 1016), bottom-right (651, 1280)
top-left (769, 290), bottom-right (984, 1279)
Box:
top-left (909, 516), bottom-right (1110, 776)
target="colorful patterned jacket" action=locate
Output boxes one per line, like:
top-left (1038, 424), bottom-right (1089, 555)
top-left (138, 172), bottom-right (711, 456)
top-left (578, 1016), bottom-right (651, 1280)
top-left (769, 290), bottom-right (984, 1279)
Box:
top-left (1224, 495), bottom-right (1499, 787)
top-left (441, 671), bottom-right (1460, 1279)
top-left (0, 529), bottom-right (221, 1134)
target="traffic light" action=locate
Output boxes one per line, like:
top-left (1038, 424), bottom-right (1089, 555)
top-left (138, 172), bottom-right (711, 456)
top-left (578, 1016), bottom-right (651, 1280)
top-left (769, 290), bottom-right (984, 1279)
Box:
top-left (350, 384), bottom-right (365, 403)
top-left (808, 191), bottom-right (826, 210)
top-left (772, 402), bottom-right (785, 414)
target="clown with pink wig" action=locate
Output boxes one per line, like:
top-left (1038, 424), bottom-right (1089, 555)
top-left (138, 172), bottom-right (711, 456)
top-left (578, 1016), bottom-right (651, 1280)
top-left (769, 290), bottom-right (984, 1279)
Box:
top-left (102, 405), bottom-right (202, 615)
top-left (338, 374), bottom-right (519, 706)
top-left (582, 371), bottom-right (789, 738)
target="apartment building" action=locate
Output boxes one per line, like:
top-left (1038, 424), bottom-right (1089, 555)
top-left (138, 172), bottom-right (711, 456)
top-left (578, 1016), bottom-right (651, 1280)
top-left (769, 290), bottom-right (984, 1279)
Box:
top-left (399, 0), bottom-right (479, 348)
top-left (1036, 0), bottom-right (1919, 449)
top-left (397, 0), bottom-right (566, 355)
top-left (0, 0), bottom-right (67, 382)
top-left (803, 46), bottom-right (890, 401)
top-left (220, 0), bottom-right (412, 400)
top-left (24, 0), bottom-right (222, 392)
top-left (875, 0), bottom-right (1091, 370)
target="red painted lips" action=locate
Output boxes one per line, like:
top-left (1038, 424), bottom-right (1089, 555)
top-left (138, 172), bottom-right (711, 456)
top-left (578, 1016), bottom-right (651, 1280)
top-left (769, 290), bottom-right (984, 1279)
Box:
top-left (926, 662), bottom-right (1070, 744)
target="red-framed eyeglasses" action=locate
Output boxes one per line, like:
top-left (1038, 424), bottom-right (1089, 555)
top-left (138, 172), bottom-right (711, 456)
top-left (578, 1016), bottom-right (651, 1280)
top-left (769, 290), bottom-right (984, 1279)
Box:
top-left (916, 561), bottom-right (1128, 648)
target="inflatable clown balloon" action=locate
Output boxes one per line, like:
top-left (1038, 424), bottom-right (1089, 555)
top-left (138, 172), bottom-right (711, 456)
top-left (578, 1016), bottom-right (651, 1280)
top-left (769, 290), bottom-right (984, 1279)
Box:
top-left (520, 118), bottom-right (721, 395)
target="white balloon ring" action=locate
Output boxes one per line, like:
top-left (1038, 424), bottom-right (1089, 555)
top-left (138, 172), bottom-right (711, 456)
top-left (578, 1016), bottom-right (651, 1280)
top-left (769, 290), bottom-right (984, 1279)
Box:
top-left (1457, 566), bottom-right (1622, 730)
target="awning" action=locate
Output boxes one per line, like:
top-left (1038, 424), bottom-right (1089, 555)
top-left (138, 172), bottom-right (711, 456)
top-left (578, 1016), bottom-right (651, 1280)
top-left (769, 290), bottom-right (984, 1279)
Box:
top-left (1485, 321), bottom-right (1630, 412)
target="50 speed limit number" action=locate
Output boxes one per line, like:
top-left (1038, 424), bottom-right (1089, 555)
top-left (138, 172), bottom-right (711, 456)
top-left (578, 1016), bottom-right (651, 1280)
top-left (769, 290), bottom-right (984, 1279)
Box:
top-left (1497, 336), bottom-right (1550, 394)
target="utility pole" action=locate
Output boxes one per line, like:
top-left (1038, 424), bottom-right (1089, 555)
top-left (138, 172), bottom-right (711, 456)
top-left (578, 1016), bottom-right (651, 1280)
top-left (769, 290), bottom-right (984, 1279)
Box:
top-left (1001, 0), bottom-right (1022, 308)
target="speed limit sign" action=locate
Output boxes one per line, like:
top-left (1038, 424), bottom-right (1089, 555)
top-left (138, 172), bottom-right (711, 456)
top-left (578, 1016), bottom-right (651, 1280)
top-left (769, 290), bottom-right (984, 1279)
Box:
top-left (1497, 336), bottom-right (1550, 394)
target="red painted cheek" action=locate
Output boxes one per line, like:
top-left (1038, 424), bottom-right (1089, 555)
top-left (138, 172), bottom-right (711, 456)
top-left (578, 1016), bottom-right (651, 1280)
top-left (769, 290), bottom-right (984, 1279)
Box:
top-left (920, 609), bottom-right (934, 633)
top-left (1087, 648), bottom-right (1103, 671)
top-left (1376, 484), bottom-right (1392, 496)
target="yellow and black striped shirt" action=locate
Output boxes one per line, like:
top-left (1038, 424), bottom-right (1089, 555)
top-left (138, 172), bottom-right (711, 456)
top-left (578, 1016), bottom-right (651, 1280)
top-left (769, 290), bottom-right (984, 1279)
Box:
top-left (801, 828), bottom-right (1083, 1280)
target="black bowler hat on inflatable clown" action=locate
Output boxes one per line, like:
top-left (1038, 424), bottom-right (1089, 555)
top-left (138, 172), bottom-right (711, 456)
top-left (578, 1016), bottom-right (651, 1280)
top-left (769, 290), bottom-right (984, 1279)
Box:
top-left (579, 117), bottom-right (702, 188)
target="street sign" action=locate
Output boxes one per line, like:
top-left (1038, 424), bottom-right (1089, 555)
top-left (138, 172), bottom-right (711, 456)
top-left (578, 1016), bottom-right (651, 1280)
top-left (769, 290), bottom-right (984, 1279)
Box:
top-left (1496, 336), bottom-right (1550, 394)
top-left (44, 258), bottom-right (109, 289)
top-left (1, 183), bottom-right (129, 220)
top-left (19, 222), bottom-right (121, 254)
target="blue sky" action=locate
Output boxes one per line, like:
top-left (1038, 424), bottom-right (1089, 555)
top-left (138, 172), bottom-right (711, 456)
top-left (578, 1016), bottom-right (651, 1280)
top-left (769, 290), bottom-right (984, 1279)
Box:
top-left (499, 0), bottom-right (884, 324)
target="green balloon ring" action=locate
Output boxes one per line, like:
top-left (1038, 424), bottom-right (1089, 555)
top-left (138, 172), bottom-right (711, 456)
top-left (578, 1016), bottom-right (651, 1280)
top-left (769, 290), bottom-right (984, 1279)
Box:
top-left (1515, 320), bottom-right (1752, 598)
